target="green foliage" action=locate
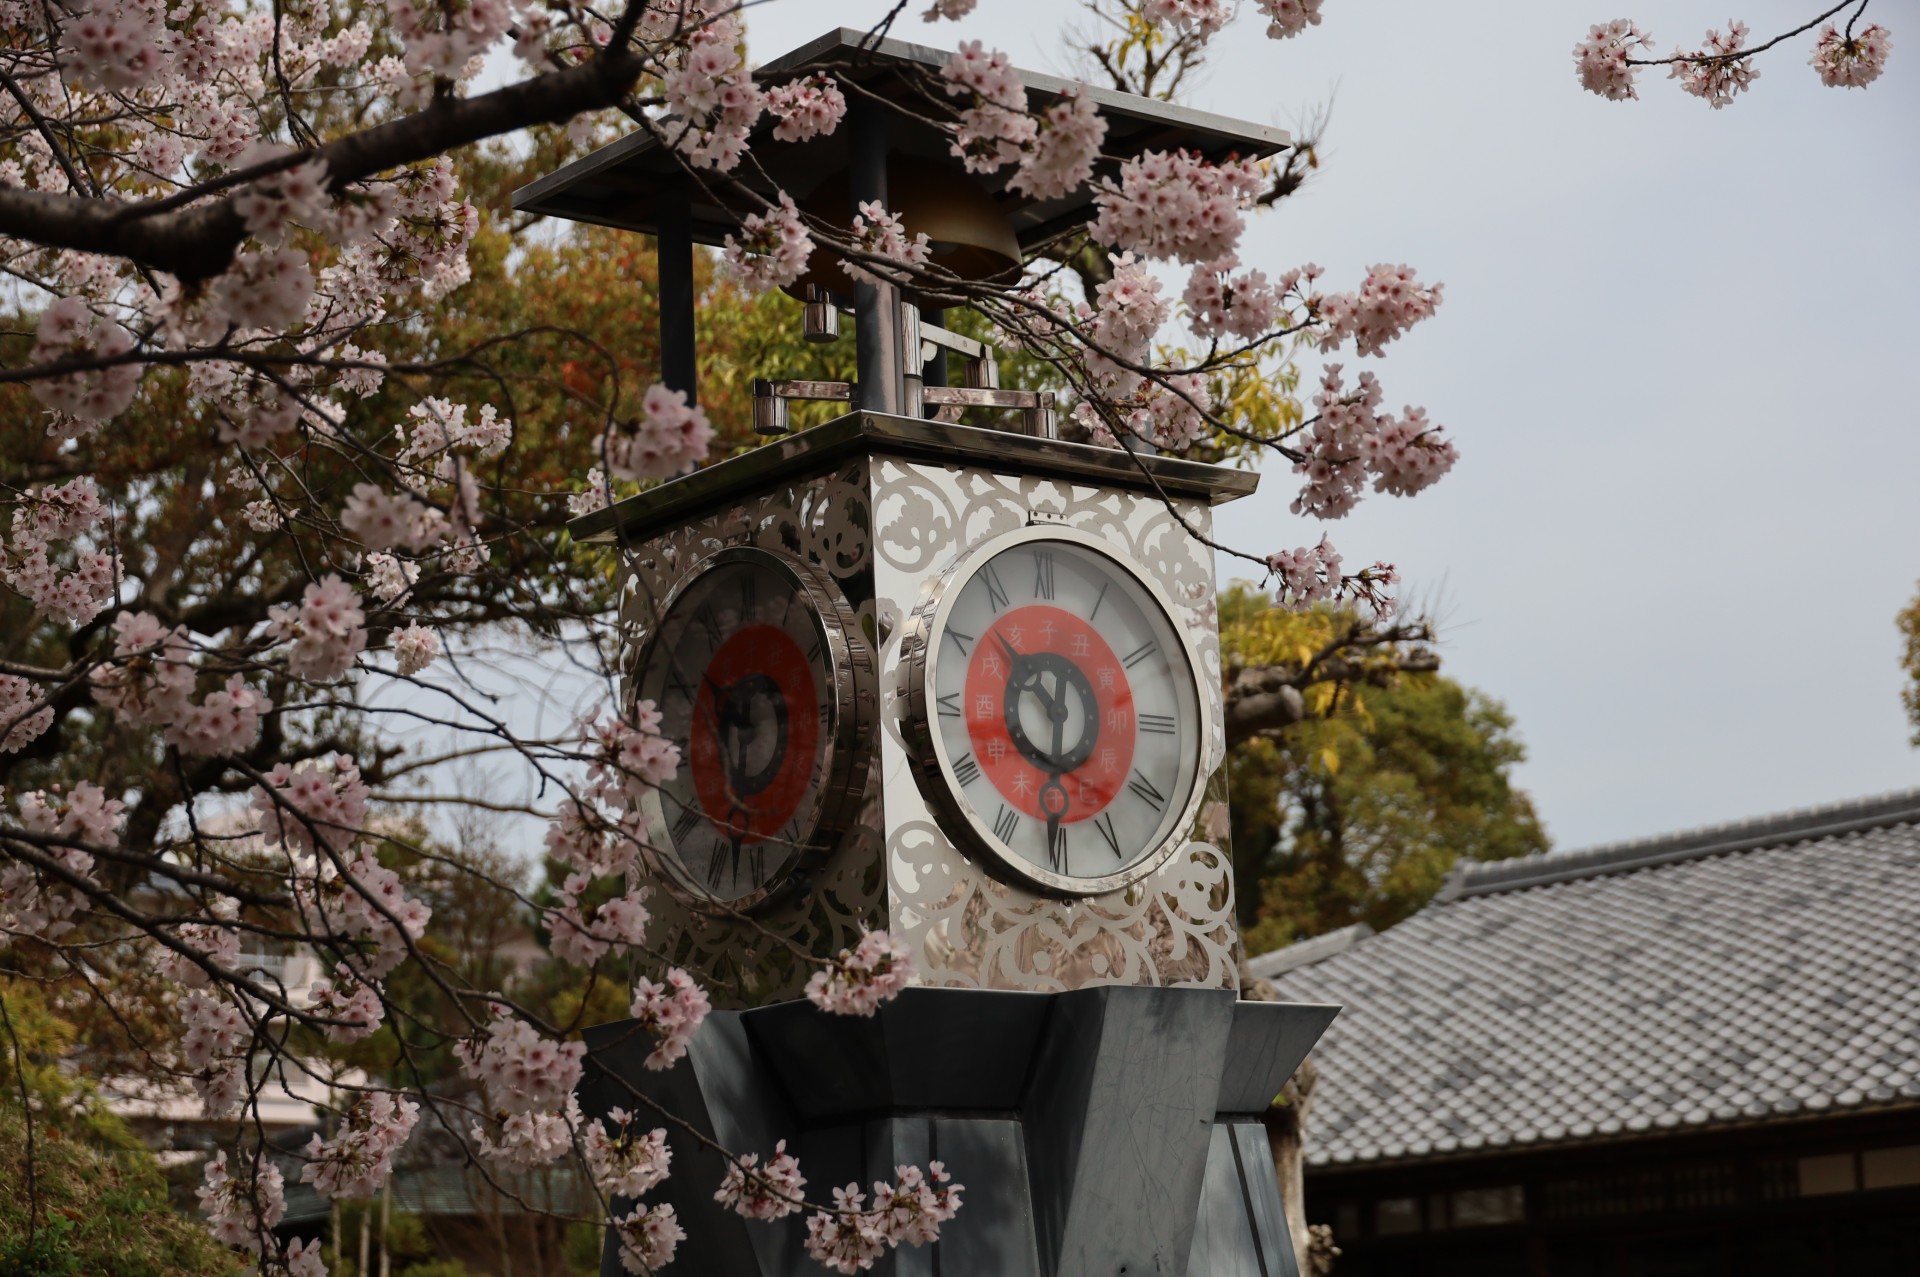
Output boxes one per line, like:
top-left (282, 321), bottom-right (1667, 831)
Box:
top-left (0, 1106), bottom-right (242, 1277)
top-left (1218, 588), bottom-right (1548, 952)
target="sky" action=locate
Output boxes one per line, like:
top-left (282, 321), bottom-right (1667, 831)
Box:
top-left (727, 0), bottom-right (1920, 853)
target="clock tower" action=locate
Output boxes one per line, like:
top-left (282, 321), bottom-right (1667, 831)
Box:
top-left (521, 29), bottom-right (1338, 1277)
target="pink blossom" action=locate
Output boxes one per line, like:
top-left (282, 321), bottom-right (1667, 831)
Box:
top-left (722, 194), bottom-right (814, 295)
top-left (473, 1099), bottom-right (577, 1169)
top-left (91, 610), bottom-right (196, 724)
top-left (155, 919), bottom-right (242, 990)
top-left (308, 966), bottom-right (386, 1043)
top-left (1142, 0), bottom-right (1232, 40)
top-left (548, 871), bottom-right (651, 967)
top-left (390, 623), bottom-right (439, 675)
top-left (1668, 21), bottom-right (1758, 109)
top-left (767, 74), bottom-right (847, 143)
top-left (302, 1091), bottom-right (420, 1199)
top-left (213, 248), bottom-right (316, 331)
top-left (289, 845), bottom-right (430, 981)
top-left (582, 706), bottom-right (682, 806)
top-left (364, 552), bottom-right (419, 603)
top-left (629, 967), bottom-right (711, 1069)
top-left (1361, 407), bottom-right (1459, 498)
top-left (198, 1151), bottom-right (286, 1255)
top-left (662, 14), bottom-right (764, 171)
top-left (543, 799), bottom-right (645, 879)
top-left (1256, 0), bottom-right (1325, 40)
top-left (233, 146), bottom-right (332, 247)
top-left (453, 1006), bottom-right (585, 1115)
top-left (285, 1237), bottom-right (327, 1277)
top-left (583, 1107), bottom-right (673, 1198)
top-left (1265, 536), bottom-right (1344, 607)
top-left (0, 674), bottom-right (52, 753)
top-left (1314, 264), bottom-right (1442, 357)
top-left (922, 0), bottom-right (978, 19)
top-left (266, 574), bottom-right (368, 681)
top-left (1090, 149), bottom-right (1266, 265)
top-left (942, 41), bottom-right (1025, 112)
top-left (252, 753), bottom-right (371, 857)
top-left (29, 296), bottom-right (140, 423)
top-left (804, 1184), bottom-right (887, 1275)
top-left (1574, 19), bottom-right (1654, 101)
top-left (1009, 88), bottom-right (1107, 201)
top-left (612, 1203), bottom-right (685, 1275)
top-left (341, 483), bottom-right (428, 551)
top-left (1810, 22), bottom-right (1892, 88)
top-left (841, 201), bottom-right (932, 287)
top-left (2, 783), bottom-right (116, 941)
top-left (805, 930), bottom-right (914, 1017)
top-left (716, 1140), bottom-right (806, 1220)
top-left (870, 1162), bottom-right (963, 1248)
top-left (1184, 257), bottom-right (1282, 341)
top-left (942, 43), bottom-right (1034, 174)
top-left (60, 0), bottom-right (169, 93)
top-left (171, 675), bottom-right (274, 757)
top-left (601, 385), bottom-right (713, 481)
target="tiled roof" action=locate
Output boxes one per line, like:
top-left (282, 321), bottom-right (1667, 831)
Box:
top-left (1263, 789), bottom-right (1920, 1170)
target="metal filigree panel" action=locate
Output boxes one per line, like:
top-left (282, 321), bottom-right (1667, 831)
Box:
top-left (616, 459), bottom-right (887, 1007)
top-left (870, 458), bottom-right (1240, 992)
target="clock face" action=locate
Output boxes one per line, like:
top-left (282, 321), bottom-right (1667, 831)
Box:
top-left (631, 548), bottom-right (868, 909)
top-left (909, 528), bottom-right (1206, 894)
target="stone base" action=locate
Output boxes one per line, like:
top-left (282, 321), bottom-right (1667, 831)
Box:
top-left (580, 985), bottom-right (1337, 1277)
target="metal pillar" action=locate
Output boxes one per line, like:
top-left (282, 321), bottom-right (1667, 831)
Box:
top-left (657, 187), bottom-right (697, 404)
top-left (848, 98), bottom-right (902, 416)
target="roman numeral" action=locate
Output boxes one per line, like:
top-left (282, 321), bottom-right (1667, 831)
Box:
top-left (982, 564), bottom-right (1010, 612)
top-left (1047, 823), bottom-right (1069, 873)
top-left (664, 664), bottom-right (695, 702)
top-left (1139, 712), bottom-right (1176, 735)
top-left (1094, 811), bottom-right (1121, 858)
top-left (952, 752), bottom-right (982, 787)
top-left (1122, 640), bottom-right (1157, 669)
top-left (936, 692), bottom-right (961, 718)
top-left (696, 605), bottom-right (723, 647)
top-left (1032, 551), bottom-right (1055, 600)
top-left (1090, 581), bottom-right (1109, 620)
top-left (993, 805), bottom-right (1019, 843)
top-left (806, 634), bottom-right (822, 663)
top-left (944, 627), bottom-right (975, 656)
top-left (738, 574), bottom-right (756, 615)
top-left (1127, 771), bottom-right (1167, 811)
top-left (706, 837), bottom-right (730, 887)
top-left (671, 804), bottom-right (703, 844)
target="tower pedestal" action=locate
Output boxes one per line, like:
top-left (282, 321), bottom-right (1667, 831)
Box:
top-left (581, 986), bottom-right (1337, 1277)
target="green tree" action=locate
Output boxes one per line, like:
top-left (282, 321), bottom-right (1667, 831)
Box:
top-left (1219, 586), bottom-right (1548, 952)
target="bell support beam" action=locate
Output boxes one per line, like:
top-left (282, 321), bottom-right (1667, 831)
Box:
top-left (848, 96), bottom-right (903, 416)
top-left (656, 184), bottom-right (698, 405)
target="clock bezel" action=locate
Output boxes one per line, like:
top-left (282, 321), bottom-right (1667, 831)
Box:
top-left (628, 544), bottom-right (874, 914)
top-left (900, 523), bottom-right (1213, 897)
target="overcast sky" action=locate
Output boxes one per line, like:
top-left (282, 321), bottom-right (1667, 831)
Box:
top-left (735, 0), bottom-right (1920, 852)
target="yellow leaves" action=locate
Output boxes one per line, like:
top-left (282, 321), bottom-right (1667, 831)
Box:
top-left (1319, 746), bottom-right (1340, 776)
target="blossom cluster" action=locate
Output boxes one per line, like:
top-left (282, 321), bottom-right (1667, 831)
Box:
top-left (289, 849), bottom-right (432, 983)
top-left (1256, 0), bottom-right (1326, 41)
top-left (265, 575), bottom-right (369, 682)
top-left (197, 1151), bottom-right (286, 1256)
top-left (253, 753), bottom-right (372, 859)
top-left (1, 783), bottom-right (120, 941)
top-left (1314, 264), bottom-right (1443, 358)
top-left (302, 1091), bottom-right (421, 1199)
top-left (28, 297), bottom-right (139, 423)
top-left (453, 1005), bottom-right (586, 1115)
top-left (546, 871), bottom-right (652, 967)
top-left (474, 1098), bottom-right (578, 1170)
top-left (2, 475), bottom-right (118, 628)
top-left (1090, 149), bottom-right (1267, 265)
top-left (662, 12), bottom-right (764, 170)
top-left (722, 194), bottom-right (815, 294)
top-left (1573, 19), bottom-right (1654, 101)
top-left (629, 966), bottom-right (713, 1069)
top-left (584, 1107), bottom-right (674, 1198)
top-left (805, 930), bottom-right (915, 1017)
top-left (1291, 365), bottom-right (1458, 520)
top-left (803, 1163), bottom-right (963, 1275)
top-left (91, 611), bottom-right (274, 757)
top-left (716, 1140), bottom-right (807, 1220)
top-left (842, 201), bottom-right (932, 287)
top-left (602, 384), bottom-right (715, 482)
top-left (1669, 21), bottom-right (1758, 109)
top-left (767, 74), bottom-right (848, 143)
top-left (1811, 22), bottom-right (1892, 88)
top-left (613, 1203), bottom-right (686, 1275)
top-left (181, 989), bottom-right (251, 1118)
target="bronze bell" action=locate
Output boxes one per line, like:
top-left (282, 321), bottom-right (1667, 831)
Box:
top-left (780, 156), bottom-right (1023, 305)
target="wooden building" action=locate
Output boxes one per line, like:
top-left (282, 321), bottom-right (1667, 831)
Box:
top-left (1260, 789), bottom-right (1920, 1276)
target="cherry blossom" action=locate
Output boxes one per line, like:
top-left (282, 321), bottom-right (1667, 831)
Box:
top-left (364, 552), bottom-right (419, 602)
top-left (943, 43), bottom-right (1037, 175)
top-left (266, 575), bottom-right (369, 681)
top-left (1669, 22), bottom-right (1759, 109)
top-left (1266, 537), bottom-right (1344, 607)
top-left (547, 872), bottom-right (652, 967)
top-left (805, 930), bottom-right (914, 1017)
top-left (2, 783), bottom-right (118, 941)
top-left (722, 194), bottom-right (814, 294)
top-left (1314, 264), bottom-right (1443, 358)
top-left (473, 1099), bottom-right (578, 1169)
top-left (601, 384), bottom-right (714, 481)
top-left (716, 1140), bottom-right (806, 1220)
top-left (662, 12), bottom-right (764, 171)
top-left (581, 705), bottom-right (682, 807)
top-left (198, 1150), bottom-right (286, 1255)
top-left (1143, 0), bottom-right (1232, 41)
top-left (453, 1005), bottom-right (586, 1115)
top-left (1257, 0), bottom-right (1326, 40)
top-left (1574, 19), bottom-right (1655, 101)
top-left (767, 74), bottom-right (848, 143)
top-left (1090, 149), bottom-right (1266, 265)
top-left (390, 623), bottom-right (440, 675)
top-left (28, 297), bottom-right (140, 423)
top-left (181, 990), bottom-right (251, 1118)
top-left (341, 483), bottom-right (429, 551)
top-left (288, 845), bottom-right (431, 981)
top-left (1361, 407), bottom-right (1459, 498)
top-left (842, 202), bottom-right (932, 287)
top-left (0, 674), bottom-right (52, 753)
top-left (1009, 88), bottom-right (1108, 202)
top-left (253, 753), bottom-right (371, 858)
top-left (155, 919), bottom-right (243, 990)
top-left (584, 1107), bottom-right (673, 1198)
top-left (804, 1184), bottom-right (888, 1275)
top-left (308, 966), bottom-right (386, 1043)
top-left (629, 966), bottom-right (712, 1068)
top-left (612, 1203), bottom-right (686, 1275)
top-left (923, 0), bottom-right (979, 20)
top-left (302, 1091), bottom-right (421, 1199)
top-left (1184, 257), bottom-right (1282, 342)
top-left (1810, 21), bottom-right (1892, 88)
